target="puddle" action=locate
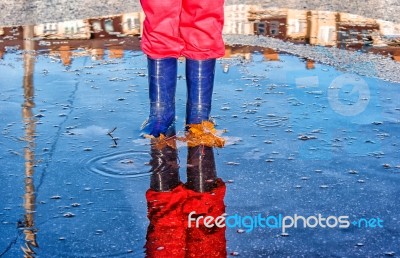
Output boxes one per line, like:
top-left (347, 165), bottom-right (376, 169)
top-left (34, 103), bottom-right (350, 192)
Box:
top-left (254, 114), bottom-right (290, 128)
top-left (1, 4), bottom-right (400, 258)
top-left (83, 150), bottom-right (151, 179)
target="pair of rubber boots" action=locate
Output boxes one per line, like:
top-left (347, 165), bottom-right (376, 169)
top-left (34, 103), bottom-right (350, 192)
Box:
top-left (141, 57), bottom-right (216, 137)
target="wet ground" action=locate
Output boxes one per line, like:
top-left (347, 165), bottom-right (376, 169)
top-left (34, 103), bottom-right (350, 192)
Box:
top-left (0, 42), bottom-right (400, 257)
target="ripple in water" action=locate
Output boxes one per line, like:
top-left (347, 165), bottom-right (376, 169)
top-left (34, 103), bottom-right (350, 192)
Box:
top-left (254, 114), bottom-right (289, 128)
top-left (84, 150), bottom-right (151, 179)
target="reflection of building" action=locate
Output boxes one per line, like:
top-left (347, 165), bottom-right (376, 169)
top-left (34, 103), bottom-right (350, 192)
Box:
top-left (286, 9), bottom-right (308, 41)
top-left (31, 12), bottom-right (145, 40)
top-left (45, 42), bottom-right (141, 64)
top-left (34, 20), bottom-right (90, 39)
top-left (223, 45), bottom-right (252, 60)
top-left (0, 26), bottom-right (23, 40)
top-left (263, 48), bottom-right (279, 61)
top-left (306, 59), bottom-right (315, 69)
top-left (393, 50), bottom-right (400, 61)
top-left (1, 10), bottom-right (400, 62)
top-left (307, 11), bottom-right (338, 46)
top-left (121, 12), bottom-right (145, 36)
top-left (249, 8), bottom-right (287, 39)
top-left (247, 7), bottom-right (391, 50)
top-left (376, 20), bottom-right (400, 47)
top-left (250, 8), bottom-right (338, 45)
top-left (109, 46), bottom-right (124, 59)
top-left (59, 46), bottom-right (72, 65)
top-left (50, 46), bottom-right (72, 66)
top-left (337, 13), bottom-right (379, 50)
top-left (224, 4), bottom-right (257, 35)
top-left (90, 48), bottom-right (105, 60)
top-left (87, 12), bottom-right (145, 39)
top-left (89, 15), bottom-right (123, 38)
top-left (377, 20), bottom-right (400, 37)
top-left (223, 45), bottom-right (280, 63)
top-left (0, 17), bottom-right (142, 62)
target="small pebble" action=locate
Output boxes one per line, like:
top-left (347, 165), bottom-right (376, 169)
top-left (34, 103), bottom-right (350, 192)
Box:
top-left (226, 162), bottom-right (240, 166)
top-left (298, 135), bottom-right (317, 140)
top-left (384, 251), bottom-right (395, 256)
top-left (63, 212), bottom-right (75, 218)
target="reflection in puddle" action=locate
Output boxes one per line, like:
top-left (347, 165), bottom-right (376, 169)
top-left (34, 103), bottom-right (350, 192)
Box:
top-left (20, 25), bottom-right (39, 258)
top-left (84, 151), bottom-right (151, 179)
top-left (254, 115), bottom-right (290, 128)
top-left (146, 142), bottom-right (226, 257)
top-left (1, 7), bottom-right (399, 62)
top-left (0, 5), bottom-right (399, 258)
top-left (1, 7), bottom-right (399, 82)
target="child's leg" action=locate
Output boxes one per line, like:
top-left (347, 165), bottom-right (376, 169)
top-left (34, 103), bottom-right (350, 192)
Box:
top-left (140, 0), bottom-right (183, 137)
top-left (140, 0), bottom-right (184, 58)
top-left (179, 0), bottom-right (225, 60)
top-left (140, 57), bottom-right (177, 137)
top-left (180, 0), bottom-right (225, 125)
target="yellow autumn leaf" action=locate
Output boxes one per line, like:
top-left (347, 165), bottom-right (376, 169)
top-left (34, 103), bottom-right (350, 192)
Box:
top-left (150, 134), bottom-right (177, 150)
top-left (182, 121), bottom-right (225, 148)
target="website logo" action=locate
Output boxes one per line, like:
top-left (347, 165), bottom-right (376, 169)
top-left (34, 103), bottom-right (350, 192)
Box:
top-left (188, 212), bottom-right (383, 233)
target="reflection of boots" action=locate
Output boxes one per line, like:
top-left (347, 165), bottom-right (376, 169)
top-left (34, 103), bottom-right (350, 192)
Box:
top-left (185, 58), bottom-right (216, 125)
top-left (149, 140), bottom-right (180, 192)
top-left (145, 141), bottom-right (186, 258)
top-left (186, 145), bottom-right (217, 192)
top-left (184, 145), bottom-right (227, 258)
top-left (141, 57), bottom-right (177, 137)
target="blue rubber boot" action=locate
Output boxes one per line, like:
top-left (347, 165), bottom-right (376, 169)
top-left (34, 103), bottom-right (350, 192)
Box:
top-left (141, 57), bottom-right (177, 137)
top-left (185, 58), bottom-right (216, 124)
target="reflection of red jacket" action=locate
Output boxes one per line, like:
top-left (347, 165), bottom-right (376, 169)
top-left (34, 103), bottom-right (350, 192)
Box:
top-left (145, 180), bottom-right (226, 258)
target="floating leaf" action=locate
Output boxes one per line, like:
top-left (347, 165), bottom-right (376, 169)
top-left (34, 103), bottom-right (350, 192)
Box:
top-left (178, 121), bottom-right (225, 148)
top-left (147, 134), bottom-right (177, 150)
